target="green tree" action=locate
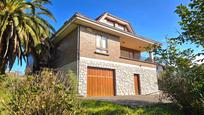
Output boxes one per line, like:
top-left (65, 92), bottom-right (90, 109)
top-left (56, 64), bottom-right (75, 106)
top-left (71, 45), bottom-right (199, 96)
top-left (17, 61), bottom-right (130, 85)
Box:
top-left (0, 0), bottom-right (55, 74)
top-left (176, 0), bottom-right (204, 47)
top-left (154, 39), bottom-right (204, 114)
top-left (152, 0), bottom-right (204, 114)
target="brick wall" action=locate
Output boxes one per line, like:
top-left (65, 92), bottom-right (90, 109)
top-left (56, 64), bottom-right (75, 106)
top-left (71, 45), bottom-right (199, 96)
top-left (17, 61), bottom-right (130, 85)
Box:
top-left (79, 26), bottom-right (156, 68)
top-left (51, 28), bottom-right (78, 74)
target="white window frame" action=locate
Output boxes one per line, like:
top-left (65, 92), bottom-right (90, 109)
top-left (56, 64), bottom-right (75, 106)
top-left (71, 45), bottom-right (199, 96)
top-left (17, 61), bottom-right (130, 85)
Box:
top-left (95, 34), bottom-right (108, 54)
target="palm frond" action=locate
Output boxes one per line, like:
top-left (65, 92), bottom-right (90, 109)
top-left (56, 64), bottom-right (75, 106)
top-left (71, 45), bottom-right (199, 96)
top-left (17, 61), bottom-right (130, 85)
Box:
top-left (0, 0), bottom-right (55, 73)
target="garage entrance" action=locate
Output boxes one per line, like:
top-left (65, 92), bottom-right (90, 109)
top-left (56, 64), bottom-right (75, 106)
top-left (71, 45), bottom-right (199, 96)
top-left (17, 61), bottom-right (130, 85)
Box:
top-left (87, 67), bottom-right (115, 96)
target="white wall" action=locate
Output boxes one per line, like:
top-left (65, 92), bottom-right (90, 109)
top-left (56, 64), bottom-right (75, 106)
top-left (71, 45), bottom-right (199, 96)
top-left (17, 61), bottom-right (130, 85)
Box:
top-left (78, 57), bottom-right (159, 96)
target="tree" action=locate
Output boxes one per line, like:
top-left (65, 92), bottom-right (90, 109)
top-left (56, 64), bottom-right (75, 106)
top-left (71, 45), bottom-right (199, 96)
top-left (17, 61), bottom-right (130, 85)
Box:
top-left (154, 39), bottom-right (204, 114)
top-left (0, 0), bottom-right (55, 74)
top-left (153, 39), bottom-right (195, 69)
top-left (175, 0), bottom-right (204, 47)
top-left (153, 0), bottom-right (204, 113)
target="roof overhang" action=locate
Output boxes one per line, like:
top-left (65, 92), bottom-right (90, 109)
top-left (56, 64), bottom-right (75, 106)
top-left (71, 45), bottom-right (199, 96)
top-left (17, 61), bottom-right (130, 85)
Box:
top-left (96, 13), bottom-right (135, 34)
top-left (52, 13), bottom-right (161, 48)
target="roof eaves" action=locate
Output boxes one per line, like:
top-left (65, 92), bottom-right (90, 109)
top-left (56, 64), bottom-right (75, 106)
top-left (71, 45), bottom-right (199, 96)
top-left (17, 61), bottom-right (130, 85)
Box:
top-left (51, 12), bottom-right (79, 41)
top-left (106, 13), bottom-right (136, 34)
top-left (106, 13), bottom-right (130, 24)
top-left (76, 14), bottom-right (160, 44)
top-left (52, 12), bottom-right (161, 45)
top-left (95, 12), bottom-right (108, 21)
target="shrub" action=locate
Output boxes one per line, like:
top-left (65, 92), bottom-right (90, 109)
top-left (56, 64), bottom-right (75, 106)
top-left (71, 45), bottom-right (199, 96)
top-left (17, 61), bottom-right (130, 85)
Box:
top-left (0, 74), bottom-right (6, 83)
top-left (153, 38), bottom-right (204, 114)
top-left (159, 64), bottom-right (204, 115)
top-left (3, 69), bottom-right (82, 114)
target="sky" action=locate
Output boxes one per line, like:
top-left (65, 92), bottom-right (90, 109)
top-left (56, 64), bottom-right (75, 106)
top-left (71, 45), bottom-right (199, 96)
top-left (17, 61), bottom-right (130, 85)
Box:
top-left (11, 0), bottom-right (194, 74)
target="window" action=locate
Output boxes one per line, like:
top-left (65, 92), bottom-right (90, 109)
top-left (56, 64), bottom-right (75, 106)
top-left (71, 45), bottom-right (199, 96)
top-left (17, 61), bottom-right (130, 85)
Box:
top-left (102, 18), bottom-right (129, 32)
top-left (106, 19), bottom-right (114, 26)
top-left (96, 35), bottom-right (108, 54)
top-left (116, 24), bottom-right (125, 30)
top-left (120, 47), bottom-right (140, 59)
top-left (124, 27), bottom-right (127, 31)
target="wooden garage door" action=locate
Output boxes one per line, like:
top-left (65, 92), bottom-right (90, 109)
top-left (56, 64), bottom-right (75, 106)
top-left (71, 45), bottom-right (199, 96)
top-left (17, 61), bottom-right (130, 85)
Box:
top-left (134, 74), bottom-right (140, 95)
top-left (87, 67), bottom-right (115, 96)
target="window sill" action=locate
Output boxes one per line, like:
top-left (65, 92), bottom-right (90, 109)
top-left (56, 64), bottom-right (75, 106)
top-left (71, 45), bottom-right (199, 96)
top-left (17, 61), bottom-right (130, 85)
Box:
top-left (95, 51), bottom-right (109, 56)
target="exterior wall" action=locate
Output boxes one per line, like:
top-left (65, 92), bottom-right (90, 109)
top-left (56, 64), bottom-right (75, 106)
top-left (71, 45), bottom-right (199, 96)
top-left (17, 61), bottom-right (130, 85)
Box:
top-left (51, 28), bottom-right (78, 74)
top-left (79, 26), bottom-right (156, 68)
top-left (51, 25), bottom-right (159, 97)
top-left (78, 57), bottom-right (159, 96)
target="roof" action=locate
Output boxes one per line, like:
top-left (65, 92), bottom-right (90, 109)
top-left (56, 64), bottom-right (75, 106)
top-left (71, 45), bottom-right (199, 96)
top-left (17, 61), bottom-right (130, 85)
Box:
top-left (95, 12), bottom-right (135, 34)
top-left (52, 12), bottom-right (161, 45)
top-left (96, 12), bottom-right (130, 24)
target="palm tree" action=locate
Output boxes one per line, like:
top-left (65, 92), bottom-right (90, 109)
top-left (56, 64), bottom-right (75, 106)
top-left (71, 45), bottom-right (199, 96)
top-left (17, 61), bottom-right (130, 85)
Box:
top-left (0, 0), bottom-right (55, 74)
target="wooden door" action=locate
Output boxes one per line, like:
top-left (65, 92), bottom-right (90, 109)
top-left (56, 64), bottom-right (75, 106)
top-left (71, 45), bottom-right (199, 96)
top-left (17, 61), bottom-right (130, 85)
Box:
top-left (87, 67), bottom-right (115, 96)
top-left (134, 74), bottom-right (140, 95)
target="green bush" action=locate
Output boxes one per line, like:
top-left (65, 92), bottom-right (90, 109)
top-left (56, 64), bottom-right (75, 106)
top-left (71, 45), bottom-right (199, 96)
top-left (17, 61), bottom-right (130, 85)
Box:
top-left (154, 39), bottom-right (204, 115)
top-left (0, 74), bottom-right (6, 83)
top-left (0, 75), bottom-right (21, 114)
top-left (159, 64), bottom-right (204, 115)
top-left (3, 69), bottom-right (82, 114)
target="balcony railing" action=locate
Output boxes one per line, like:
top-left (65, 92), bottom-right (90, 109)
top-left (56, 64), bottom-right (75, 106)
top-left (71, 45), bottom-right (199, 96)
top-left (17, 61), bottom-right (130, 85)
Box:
top-left (120, 47), bottom-right (154, 63)
top-left (120, 55), bottom-right (154, 63)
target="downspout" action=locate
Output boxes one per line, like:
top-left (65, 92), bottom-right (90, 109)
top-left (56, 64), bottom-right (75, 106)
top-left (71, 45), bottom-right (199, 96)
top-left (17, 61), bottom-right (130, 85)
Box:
top-left (76, 25), bottom-right (80, 94)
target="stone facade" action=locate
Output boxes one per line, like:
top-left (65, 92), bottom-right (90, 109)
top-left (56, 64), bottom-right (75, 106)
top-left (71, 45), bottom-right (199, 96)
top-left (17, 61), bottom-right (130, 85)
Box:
top-left (78, 57), bottom-right (159, 96)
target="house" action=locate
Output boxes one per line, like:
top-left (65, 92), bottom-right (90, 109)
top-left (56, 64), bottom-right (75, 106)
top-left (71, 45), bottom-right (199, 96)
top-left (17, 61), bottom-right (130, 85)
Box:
top-left (51, 12), bottom-right (160, 97)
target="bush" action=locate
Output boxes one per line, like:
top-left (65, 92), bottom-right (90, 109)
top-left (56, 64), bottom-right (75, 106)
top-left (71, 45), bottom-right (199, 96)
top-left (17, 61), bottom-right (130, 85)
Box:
top-left (153, 38), bottom-right (204, 114)
top-left (3, 69), bottom-right (82, 114)
top-left (0, 74), bottom-right (6, 83)
top-left (159, 64), bottom-right (204, 115)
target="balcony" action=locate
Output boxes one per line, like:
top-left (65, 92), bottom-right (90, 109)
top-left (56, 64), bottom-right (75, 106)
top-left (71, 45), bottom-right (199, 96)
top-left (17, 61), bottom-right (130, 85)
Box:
top-left (120, 47), bottom-right (154, 63)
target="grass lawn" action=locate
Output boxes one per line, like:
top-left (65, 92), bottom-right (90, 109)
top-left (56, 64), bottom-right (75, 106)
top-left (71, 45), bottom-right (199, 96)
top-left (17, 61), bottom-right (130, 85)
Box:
top-left (81, 100), bottom-right (182, 115)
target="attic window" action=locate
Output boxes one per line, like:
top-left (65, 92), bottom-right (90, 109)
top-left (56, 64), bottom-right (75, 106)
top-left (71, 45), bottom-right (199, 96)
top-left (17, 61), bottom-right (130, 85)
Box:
top-left (106, 19), bottom-right (114, 26)
top-left (103, 18), bottom-right (128, 32)
top-left (116, 23), bottom-right (125, 31)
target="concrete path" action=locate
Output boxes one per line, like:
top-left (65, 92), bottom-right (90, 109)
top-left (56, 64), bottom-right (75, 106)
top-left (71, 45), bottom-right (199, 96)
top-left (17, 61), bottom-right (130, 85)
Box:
top-left (81, 95), bottom-right (170, 107)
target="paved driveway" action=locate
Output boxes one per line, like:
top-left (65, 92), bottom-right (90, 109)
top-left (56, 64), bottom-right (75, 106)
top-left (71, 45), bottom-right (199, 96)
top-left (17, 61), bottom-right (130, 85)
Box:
top-left (81, 95), bottom-right (170, 107)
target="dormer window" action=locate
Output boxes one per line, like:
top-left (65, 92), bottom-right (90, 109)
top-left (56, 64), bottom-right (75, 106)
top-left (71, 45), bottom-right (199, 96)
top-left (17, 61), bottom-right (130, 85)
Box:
top-left (96, 13), bottom-right (134, 34)
top-left (106, 19), bottom-right (114, 26)
top-left (116, 23), bottom-right (125, 31)
top-left (102, 18), bottom-right (128, 32)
